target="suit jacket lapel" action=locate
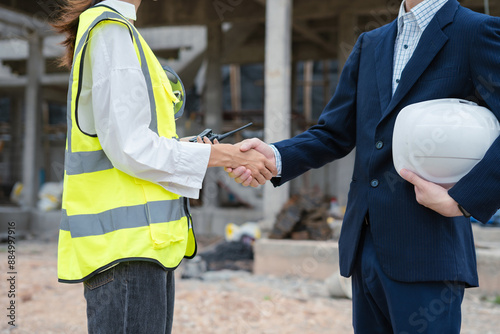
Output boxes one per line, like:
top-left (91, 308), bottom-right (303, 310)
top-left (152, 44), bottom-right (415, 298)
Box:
top-left (380, 0), bottom-right (459, 122)
top-left (375, 20), bottom-right (398, 114)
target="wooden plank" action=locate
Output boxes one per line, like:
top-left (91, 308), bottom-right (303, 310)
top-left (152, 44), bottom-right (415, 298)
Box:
top-left (229, 64), bottom-right (241, 112)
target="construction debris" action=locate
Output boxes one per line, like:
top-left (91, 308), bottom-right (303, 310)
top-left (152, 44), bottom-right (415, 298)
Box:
top-left (181, 241), bottom-right (254, 279)
top-left (269, 191), bottom-right (333, 241)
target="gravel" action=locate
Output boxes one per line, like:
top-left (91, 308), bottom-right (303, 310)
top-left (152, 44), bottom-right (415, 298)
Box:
top-left (1, 240), bottom-right (499, 334)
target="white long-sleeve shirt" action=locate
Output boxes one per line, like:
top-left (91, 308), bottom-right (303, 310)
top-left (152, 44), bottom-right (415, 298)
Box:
top-left (78, 0), bottom-right (211, 199)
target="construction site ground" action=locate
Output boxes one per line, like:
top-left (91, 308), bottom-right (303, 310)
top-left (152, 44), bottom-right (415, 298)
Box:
top-left (1, 239), bottom-right (500, 334)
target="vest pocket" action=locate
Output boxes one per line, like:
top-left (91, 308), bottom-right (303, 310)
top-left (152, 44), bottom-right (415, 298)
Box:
top-left (133, 178), bottom-right (186, 249)
top-left (149, 220), bottom-right (186, 250)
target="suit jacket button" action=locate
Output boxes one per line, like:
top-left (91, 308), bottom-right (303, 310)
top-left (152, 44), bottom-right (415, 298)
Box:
top-left (376, 141), bottom-right (384, 149)
top-left (371, 179), bottom-right (379, 188)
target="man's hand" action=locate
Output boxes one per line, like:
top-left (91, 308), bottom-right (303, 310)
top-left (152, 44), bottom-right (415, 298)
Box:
top-left (208, 138), bottom-right (276, 187)
top-left (225, 138), bottom-right (276, 187)
top-left (400, 169), bottom-right (463, 217)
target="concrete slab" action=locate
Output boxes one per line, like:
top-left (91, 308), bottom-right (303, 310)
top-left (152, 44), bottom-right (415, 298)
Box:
top-left (472, 223), bottom-right (500, 245)
top-left (191, 207), bottom-right (263, 236)
top-left (253, 238), bottom-right (338, 280)
top-left (30, 210), bottom-right (61, 240)
top-left (254, 233), bottom-right (500, 295)
top-left (0, 207), bottom-right (61, 240)
top-left (0, 207), bottom-right (30, 237)
top-left (476, 246), bottom-right (500, 294)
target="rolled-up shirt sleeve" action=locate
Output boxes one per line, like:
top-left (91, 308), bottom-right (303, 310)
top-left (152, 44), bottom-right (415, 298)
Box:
top-left (88, 22), bottom-right (210, 198)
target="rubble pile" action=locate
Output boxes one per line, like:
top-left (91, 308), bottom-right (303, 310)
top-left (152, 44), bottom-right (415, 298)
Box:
top-left (270, 191), bottom-right (333, 241)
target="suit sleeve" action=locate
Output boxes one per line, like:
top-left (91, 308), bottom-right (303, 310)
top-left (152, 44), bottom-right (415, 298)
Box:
top-left (271, 33), bottom-right (363, 186)
top-left (448, 16), bottom-right (500, 223)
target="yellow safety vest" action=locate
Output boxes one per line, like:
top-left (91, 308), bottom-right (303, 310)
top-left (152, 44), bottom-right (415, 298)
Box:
top-left (58, 5), bottom-right (197, 283)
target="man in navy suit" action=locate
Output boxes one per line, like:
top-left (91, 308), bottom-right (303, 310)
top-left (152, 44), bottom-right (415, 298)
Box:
top-left (227, 0), bottom-right (500, 332)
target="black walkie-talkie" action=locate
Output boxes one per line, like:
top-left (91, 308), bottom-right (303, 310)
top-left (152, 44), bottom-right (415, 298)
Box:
top-left (189, 122), bottom-right (253, 143)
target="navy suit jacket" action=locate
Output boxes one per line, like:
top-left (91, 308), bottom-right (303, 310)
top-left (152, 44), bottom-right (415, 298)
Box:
top-left (272, 0), bottom-right (500, 286)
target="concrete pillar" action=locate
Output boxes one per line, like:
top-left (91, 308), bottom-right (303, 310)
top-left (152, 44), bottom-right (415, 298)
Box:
top-left (202, 24), bottom-right (223, 211)
top-left (262, 0), bottom-right (293, 229)
top-left (10, 96), bottom-right (23, 183)
top-left (21, 33), bottom-right (43, 208)
top-left (204, 23), bottom-right (223, 132)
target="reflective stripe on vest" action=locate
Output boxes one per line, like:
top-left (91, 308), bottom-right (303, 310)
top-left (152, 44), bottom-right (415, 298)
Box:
top-left (58, 6), bottom-right (196, 283)
top-left (60, 200), bottom-right (184, 238)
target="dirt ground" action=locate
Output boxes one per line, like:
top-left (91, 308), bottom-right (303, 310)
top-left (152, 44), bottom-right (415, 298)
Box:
top-left (1, 239), bottom-right (500, 334)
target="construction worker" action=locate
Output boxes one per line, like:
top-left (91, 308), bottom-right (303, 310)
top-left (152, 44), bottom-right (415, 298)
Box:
top-left (51, 0), bottom-right (276, 333)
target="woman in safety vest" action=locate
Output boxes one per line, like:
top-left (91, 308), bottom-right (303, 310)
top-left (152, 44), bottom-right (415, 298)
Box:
top-left (52, 0), bottom-right (276, 333)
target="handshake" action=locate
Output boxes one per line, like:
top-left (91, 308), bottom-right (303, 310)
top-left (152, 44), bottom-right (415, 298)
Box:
top-left (195, 136), bottom-right (276, 188)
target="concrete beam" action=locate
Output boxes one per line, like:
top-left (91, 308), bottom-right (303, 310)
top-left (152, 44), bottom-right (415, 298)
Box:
top-left (0, 73), bottom-right (70, 88)
top-left (0, 75), bottom-right (26, 88)
top-left (41, 73), bottom-right (69, 86)
top-left (262, 0), bottom-right (293, 229)
top-left (176, 50), bottom-right (206, 92)
top-left (0, 22), bottom-right (28, 40)
top-left (0, 6), bottom-right (53, 38)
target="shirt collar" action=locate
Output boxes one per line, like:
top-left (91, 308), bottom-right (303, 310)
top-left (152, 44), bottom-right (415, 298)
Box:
top-left (99, 0), bottom-right (137, 21)
top-left (397, 0), bottom-right (448, 32)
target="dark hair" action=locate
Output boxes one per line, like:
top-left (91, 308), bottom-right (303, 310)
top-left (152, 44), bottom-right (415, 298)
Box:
top-left (51, 0), bottom-right (103, 69)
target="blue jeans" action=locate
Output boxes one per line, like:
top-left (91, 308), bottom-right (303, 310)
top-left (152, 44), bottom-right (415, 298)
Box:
top-left (84, 261), bottom-right (175, 334)
top-left (352, 226), bottom-right (465, 334)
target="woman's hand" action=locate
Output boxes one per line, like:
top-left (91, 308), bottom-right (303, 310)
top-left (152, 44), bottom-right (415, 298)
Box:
top-left (196, 136), bottom-right (219, 145)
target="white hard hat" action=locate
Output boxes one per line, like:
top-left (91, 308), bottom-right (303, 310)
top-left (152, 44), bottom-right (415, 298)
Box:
top-left (392, 98), bottom-right (500, 186)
